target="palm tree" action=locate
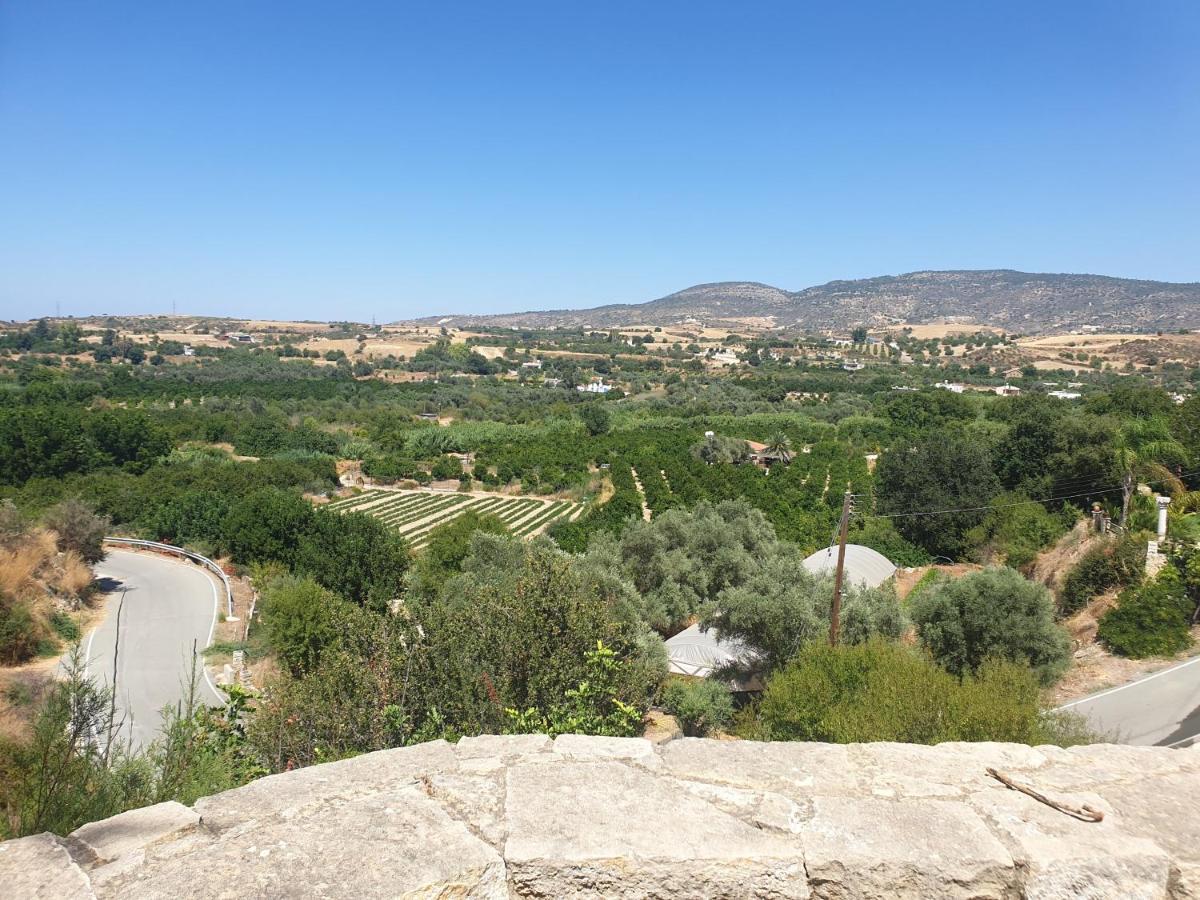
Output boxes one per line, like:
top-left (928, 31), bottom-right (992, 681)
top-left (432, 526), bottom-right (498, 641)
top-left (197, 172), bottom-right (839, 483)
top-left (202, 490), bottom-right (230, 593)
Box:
top-left (766, 432), bottom-right (793, 465)
top-left (1114, 419), bottom-right (1188, 528)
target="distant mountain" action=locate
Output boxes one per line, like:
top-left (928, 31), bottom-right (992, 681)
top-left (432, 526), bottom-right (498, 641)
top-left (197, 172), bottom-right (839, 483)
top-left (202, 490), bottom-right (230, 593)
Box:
top-left (410, 270), bottom-right (1200, 334)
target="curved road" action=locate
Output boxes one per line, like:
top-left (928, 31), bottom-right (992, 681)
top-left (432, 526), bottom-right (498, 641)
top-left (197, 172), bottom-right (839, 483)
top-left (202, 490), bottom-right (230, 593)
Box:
top-left (84, 549), bottom-right (225, 750)
top-left (1059, 656), bottom-right (1200, 747)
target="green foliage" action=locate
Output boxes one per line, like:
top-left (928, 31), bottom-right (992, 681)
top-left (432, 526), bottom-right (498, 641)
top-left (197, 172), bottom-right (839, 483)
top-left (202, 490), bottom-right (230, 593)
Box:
top-left (0, 648), bottom-right (259, 838)
top-left (0, 600), bottom-right (39, 665)
top-left (292, 509), bottom-right (410, 610)
top-left (49, 611), bottom-right (80, 643)
top-left (965, 495), bottom-right (1072, 570)
top-left (847, 518), bottom-right (930, 567)
top-left (743, 640), bottom-right (1091, 745)
top-left (224, 487), bottom-right (314, 566)
top-left (503, 641), bottom-right (643, 738)
top-left (691, 434), bottom-right (750, 465)
top-left (1059, 535), bottom-right (1145, 615)
top-left (876, 434), bottom-right (1001, 559)
top-left (410, 509), bottom-right (508, 594)
top-left (584, 500), bottom-right (781, 634)
top-left (702, 553), bottom-right (904, 675)
top-left (260, 575), bottom-right (359, 676)
top-left (416, 534), bottom-right (665, 735)
top-left (578, 402), bottom-right (612, 436)
top-left (1097, 565), bottom-right (1194, 658)
top-left (909, 567), bottom-right (1070, 685)
top-left (659, 678), bottom-right (734, 737)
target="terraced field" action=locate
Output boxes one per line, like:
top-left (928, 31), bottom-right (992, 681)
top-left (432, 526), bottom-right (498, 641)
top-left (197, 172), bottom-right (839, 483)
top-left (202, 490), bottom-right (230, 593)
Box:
top-left (324, 489), bottom-right (584, 550)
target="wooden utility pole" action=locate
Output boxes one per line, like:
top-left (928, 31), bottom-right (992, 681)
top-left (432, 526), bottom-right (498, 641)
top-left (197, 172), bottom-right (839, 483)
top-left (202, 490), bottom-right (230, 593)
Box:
top-left (829, 490), bottom-right (853, 646)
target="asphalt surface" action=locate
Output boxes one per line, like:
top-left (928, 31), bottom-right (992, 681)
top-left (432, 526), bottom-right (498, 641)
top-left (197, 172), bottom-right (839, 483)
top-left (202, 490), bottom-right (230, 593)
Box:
top-left (83, 549), bottom-right (225, 750)
top-left (1058, 655), bottom-right (1200, 747)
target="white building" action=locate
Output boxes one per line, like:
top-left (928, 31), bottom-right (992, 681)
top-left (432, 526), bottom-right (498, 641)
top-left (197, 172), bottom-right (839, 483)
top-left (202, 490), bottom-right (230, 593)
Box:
top-left (934, 381), bottom-right (965, 393)
top-left (993, 384), bottom-right (1021, 397)
top-left (577, 379), bottom-right (612, 395)
top-left (1048, 390), bottom-right (1082, 400)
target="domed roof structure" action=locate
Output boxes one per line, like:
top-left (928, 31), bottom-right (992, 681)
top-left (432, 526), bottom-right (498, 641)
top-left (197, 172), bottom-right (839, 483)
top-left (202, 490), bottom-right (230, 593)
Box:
top-left (802, 544), bottom-right (896, 589)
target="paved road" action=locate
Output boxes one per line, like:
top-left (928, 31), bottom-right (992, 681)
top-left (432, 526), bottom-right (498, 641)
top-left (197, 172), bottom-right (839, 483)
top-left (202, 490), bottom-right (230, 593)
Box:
top-left (1058, 656), bottom-right (1200, 747)
top-left (83, 549), bottom-right (225, 750)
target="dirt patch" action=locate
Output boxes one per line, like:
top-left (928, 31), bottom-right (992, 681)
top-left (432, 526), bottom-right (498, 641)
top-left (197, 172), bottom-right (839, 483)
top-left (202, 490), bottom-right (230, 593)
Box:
top-left (893, 563), bottom-right (983, 602)
top-left (1028, 520), bottom-right (1099, 596)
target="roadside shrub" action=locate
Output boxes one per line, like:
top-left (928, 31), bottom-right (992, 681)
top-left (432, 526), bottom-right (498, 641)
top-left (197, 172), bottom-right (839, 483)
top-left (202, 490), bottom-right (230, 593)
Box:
top-left (1059, 535), bottom-right (1145, 616)
top-left (909, 567), bottom-right (1070, 685)
top-left (43, 500), bottom-right (108, 564)
top-left (49, 611), bottom-right (79, 643)
top-left (743, 639), bottom-right (1087, 745)
top-left (660, 678), bottom-right (734, 737)
top-left (0, 599), bottom-right (40, 665)
top-left (1097, 566), bottom-right (1193, 658)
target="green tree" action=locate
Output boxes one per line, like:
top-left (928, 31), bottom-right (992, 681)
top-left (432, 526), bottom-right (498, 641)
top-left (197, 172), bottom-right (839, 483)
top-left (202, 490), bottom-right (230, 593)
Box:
top-left (578, 402), bottom-right (612, 437)
top-left (417, 534), bottom-right (665, 734)
top-left (223, 487), bottom-right (314, 566)
top-left (908, 567), bottom-right (1070, 685)
top-left (293, 509), bottom-right (410, 609)
top-left (875, 434), bottom-right (1001, 559)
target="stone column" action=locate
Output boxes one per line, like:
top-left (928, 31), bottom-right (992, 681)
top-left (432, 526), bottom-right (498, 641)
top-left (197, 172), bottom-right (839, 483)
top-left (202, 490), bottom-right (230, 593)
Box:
top-left (1157, 495), bottom-right (1170, 541)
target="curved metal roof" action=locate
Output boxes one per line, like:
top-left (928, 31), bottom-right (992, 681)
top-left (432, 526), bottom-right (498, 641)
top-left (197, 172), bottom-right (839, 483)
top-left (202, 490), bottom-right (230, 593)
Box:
top-left (802, 544), bottom-right (896, 589)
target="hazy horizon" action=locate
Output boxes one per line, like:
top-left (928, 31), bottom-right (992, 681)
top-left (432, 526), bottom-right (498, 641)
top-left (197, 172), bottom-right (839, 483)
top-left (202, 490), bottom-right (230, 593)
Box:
top-left (2, 2), bottom-right (1198, 322)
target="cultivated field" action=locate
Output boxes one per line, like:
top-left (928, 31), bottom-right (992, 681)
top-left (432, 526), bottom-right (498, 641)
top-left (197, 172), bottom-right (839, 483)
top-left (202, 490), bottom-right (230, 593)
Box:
top-left (324, 489), bottom-right (584, 549)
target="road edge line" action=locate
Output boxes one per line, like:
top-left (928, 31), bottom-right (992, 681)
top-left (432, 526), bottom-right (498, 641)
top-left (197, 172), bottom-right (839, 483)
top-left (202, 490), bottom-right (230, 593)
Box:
top-left (1057, 654), bottom-right (1200, 710)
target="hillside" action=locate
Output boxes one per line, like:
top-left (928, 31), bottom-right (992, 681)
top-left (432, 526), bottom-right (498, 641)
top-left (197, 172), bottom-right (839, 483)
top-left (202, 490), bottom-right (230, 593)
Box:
top-left (414, 270), bottom-right (1200, 334)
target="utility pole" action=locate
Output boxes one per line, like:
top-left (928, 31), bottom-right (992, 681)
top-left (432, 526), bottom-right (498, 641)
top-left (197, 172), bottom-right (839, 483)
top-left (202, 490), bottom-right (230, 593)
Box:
top-left (829, 490), bottom-right (853, 646)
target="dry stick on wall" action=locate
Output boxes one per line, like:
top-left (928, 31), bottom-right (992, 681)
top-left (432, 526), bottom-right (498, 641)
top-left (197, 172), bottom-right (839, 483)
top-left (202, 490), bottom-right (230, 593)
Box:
top-left (986, 767), bottom-right (1105, 822)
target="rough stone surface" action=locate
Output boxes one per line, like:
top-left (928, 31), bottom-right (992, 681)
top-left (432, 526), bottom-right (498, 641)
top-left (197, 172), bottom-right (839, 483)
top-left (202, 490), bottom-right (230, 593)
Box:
top-left (0, 833), bottom-right (93, 899)
top-left (70, 801), bottom-right (200, 865)
top-left (3, 737), bottom-right (1198, 899)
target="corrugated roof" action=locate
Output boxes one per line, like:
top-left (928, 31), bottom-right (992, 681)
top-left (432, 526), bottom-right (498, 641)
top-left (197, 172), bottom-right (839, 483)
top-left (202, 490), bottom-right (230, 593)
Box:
top-left (802, 544), bottom-right (896, 589)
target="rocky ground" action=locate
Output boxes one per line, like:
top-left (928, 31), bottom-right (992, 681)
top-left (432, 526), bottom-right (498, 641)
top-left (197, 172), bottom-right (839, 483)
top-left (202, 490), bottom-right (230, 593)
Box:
top-left (4, 734), bottom-right (1198, 898)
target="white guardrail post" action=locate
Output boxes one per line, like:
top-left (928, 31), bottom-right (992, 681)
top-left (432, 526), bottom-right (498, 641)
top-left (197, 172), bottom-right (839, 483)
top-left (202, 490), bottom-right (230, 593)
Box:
top-left (102, 537), bottom-right (235, 618)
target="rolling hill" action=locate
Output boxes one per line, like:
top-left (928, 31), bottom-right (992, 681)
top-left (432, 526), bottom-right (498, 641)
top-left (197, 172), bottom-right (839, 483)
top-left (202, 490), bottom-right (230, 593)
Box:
top-left (412, 270), bottom-right (1200, 334)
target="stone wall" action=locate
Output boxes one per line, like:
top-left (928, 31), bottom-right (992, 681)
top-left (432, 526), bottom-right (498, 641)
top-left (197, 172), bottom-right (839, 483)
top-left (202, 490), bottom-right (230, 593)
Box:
top-left (3, 734), bottom-right (1198, 898)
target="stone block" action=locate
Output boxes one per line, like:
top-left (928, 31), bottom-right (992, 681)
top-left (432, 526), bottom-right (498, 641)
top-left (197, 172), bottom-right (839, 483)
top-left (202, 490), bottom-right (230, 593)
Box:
top-left (505, 760), bottom-right (808, 897)
top-left (801, 796), bottom-right (1015, 899)
top-left (552, 733), bottom-right (654, 761)
top-left (194, 738), bottom-right (457, 831)
top-left (0, 832), bottom-right (92, 900)
top-left (970, 786), bottom-right (1172, 899)
top-left (70, 801), bottom-right (199, 865)
top-left (98, 785), bottom-right (505, 899)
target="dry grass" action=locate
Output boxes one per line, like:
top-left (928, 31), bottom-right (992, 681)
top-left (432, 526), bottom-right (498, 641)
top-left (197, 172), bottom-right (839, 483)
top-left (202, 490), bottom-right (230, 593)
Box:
top-left (59, 551), bottom-right (95, 600)
top-left (0, 543), bottom-right (48, 598)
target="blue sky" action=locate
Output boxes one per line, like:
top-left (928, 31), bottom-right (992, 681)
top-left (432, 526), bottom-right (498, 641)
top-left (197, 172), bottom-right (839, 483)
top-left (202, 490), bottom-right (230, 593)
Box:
top-left (1, 1), bottom-right (1198, 321)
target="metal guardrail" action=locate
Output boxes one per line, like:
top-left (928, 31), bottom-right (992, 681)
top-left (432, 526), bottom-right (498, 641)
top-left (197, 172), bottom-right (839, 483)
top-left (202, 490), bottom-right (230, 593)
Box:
top-left (103, 537), bottom-right (234, 618)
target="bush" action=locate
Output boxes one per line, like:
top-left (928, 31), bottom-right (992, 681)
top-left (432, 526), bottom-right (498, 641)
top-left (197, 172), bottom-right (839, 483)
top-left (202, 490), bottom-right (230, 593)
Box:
top-left (261, 576), bottom-right (360, 676)
top-left (1097, 566), bottom-right (1193, 658)
top-left (660, 678), bottom-right (734, 736)
top-left (744, 639), bottom-right (1086, 745)
top-left (1059, 535), bottom-right (1145, 616)
top-left (43, 500), bottom-right (108, 564)
top-left (0, 599), bottom-right (40, 665)
top-left (49, 611), bottom-right (79, 643)
top-left (909, 567), bottom-right (1070, 685)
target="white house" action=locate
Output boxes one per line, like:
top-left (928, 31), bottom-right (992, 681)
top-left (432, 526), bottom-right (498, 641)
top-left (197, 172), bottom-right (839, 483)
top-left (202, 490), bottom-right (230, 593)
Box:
top-left (934, 381), bottom-right (965, 393)
top-left (1048, 390), bottom-right (1082, 400)
top-left (577, 379), bottom-right (612, 395)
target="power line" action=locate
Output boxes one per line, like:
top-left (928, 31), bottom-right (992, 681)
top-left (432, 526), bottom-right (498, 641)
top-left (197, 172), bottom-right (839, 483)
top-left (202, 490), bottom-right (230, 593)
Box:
top-left (855, 468), bottom-right (1200, 522)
